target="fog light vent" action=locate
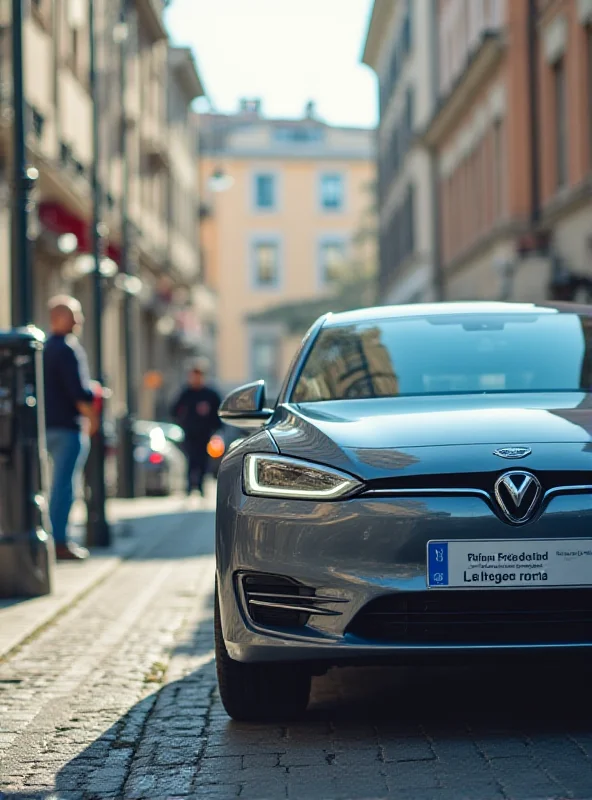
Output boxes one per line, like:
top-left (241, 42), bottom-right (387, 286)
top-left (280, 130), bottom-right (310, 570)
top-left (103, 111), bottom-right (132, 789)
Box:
top-left (241, 572), bottom-right (347, 630)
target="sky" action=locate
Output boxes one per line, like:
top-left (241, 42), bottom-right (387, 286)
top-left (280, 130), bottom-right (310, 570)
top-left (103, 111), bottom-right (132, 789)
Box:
top-left (165, 0), bottom-right (378, 129)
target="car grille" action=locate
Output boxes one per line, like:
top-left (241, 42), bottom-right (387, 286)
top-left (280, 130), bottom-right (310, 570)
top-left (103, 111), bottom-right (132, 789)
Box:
top-left (241, 573), bottom-right (347, 629)
top-left (363, 470), bottom-right (592, 494)
top-left (346, 589), bottom-right (592, 646)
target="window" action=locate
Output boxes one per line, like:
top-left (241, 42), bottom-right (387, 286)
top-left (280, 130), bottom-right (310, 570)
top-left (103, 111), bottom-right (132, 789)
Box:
top-left (475, 141), bottom-right (484, 235)
top-left (319, 240), bottom-right (348, 285)
top-left (71, 27), bottom-right (79, 72)
top-left (251, 337), bottom-right (280, 386)
top-left (379, 75), bottom-right (390, 115)
top-left (380, 182), bottom-right (415, 283)
top-left (274, 127), bottom-right (324, 143)
top-left (404, 87), bottom-right (415, 148)
top-left (402, 1), bottom-right (412, 54)
top-left (493, 119), bottom-right (504, 219)
top-left (406, 184), bottom-right (415, 254)
top-left (253, 240), bottom-right (280, 288)
top-left (320, 173), bottom-right (344, 210)
top-left (60, 142), bottom-right (71, 166)
top-left (553, 58), bottom-right (568, 188)
top-left (33, 109), bottom-right (45, 139)
top-left (26, 105), bottom-right (45, 140)
top-left (254, 173), bottom-right (276, 210)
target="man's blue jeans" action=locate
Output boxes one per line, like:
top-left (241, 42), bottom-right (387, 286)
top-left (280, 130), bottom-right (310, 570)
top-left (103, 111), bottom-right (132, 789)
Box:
top-left (46, 428), bottom-right (90, 546)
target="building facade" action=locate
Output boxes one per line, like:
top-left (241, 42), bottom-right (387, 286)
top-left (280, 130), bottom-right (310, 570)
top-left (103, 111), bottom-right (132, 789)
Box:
top-left (363, 0), bottom-right (439, 304)
top-left (0, 0), bottom-right (207, 428)
top-left (426, 0), bottom-right (519, 300)
top-left (535, 0), bottom-right (592, 300)
top-left (365, 0), bottom-right (592, 304)
top-left (427, 0), bottom-right (592, 302)
top-left (199, 101), bottom-right (375, 398)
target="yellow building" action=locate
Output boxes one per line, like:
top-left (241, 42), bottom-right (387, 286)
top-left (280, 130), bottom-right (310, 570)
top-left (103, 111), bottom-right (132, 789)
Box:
top-left (199, 100), bottom-right (376, 398)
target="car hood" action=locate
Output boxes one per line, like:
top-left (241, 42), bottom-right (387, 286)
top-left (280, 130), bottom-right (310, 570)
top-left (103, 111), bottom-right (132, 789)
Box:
top-left (269, 393), bottom-right (592, 479)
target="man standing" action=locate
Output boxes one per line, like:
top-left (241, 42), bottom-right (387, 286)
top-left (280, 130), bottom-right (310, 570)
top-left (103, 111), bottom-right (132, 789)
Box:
top-left (44, 296), bottom-right (98, 560)
top-left (171, 362), bottom-right (221, 497)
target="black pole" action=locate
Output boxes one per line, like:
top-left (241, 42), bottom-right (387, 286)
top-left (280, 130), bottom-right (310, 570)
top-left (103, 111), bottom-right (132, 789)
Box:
top-left (429, 0), bottom-right (444, 302)
top-left (11, 0), bottom-right (36, 326)
top-left (1, 0), bottom-right (51, 598)
top-left (85, 0), bottom-right (110, 547)
top-left (118, 0), bottom-right (136, 498)
top-left (527, 0), bottom-right (540, 226)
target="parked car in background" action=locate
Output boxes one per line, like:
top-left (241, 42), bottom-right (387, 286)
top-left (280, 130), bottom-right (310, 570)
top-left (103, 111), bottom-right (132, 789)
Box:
top-left (104, 417), bottom-right (239, 497)
top-left (152, 421), bottom-right (185, 447)
top-left (133, 421), bottom-right (186, 497)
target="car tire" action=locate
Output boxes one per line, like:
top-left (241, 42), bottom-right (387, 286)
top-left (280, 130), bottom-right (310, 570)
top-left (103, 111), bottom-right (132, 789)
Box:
top-left (214, 586), bottom-right (312, 722)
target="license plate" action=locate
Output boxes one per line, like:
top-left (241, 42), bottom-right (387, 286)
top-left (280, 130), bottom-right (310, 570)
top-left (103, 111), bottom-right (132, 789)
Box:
top-left (427, 539), bottom-right (592, 589)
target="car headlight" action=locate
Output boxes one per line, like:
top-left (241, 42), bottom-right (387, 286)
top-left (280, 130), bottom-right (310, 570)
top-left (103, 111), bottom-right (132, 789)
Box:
top-left (243, 454), bottom-right (362, 500)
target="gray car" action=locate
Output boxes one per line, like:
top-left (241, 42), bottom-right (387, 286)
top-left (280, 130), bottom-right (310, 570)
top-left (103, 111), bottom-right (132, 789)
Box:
top-left (215, 301), bottom-right (592, 721)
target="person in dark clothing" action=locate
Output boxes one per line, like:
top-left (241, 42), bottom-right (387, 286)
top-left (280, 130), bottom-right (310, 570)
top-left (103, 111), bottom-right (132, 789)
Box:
top-left (171, 364), bottom-right (221, 496)
top-left (44, 296), bottom-right (99, 560)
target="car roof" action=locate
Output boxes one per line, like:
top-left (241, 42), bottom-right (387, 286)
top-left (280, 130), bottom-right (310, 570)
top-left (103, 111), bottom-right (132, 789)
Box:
top-left (322, 301), bottom-right (589, 327)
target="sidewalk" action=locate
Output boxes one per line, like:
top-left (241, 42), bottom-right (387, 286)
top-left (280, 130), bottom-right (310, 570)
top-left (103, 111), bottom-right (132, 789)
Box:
top-left (0, 483), bottom-right (216, 662)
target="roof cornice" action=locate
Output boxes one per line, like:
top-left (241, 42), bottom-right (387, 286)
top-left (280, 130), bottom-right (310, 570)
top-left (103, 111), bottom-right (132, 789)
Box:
top-left (171, 48), bottom-right (205, 101)
top-left (361, 0), bottom-right (395, 71)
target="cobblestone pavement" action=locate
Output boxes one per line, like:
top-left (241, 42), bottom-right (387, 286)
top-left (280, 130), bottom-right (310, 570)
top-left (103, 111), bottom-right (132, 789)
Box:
top-left (3, 511), bottom-right (592, 799)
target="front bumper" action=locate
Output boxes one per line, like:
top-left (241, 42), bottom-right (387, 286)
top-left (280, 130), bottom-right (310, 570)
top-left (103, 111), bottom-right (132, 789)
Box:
top-left (216, 488), bottom-right (592, 664)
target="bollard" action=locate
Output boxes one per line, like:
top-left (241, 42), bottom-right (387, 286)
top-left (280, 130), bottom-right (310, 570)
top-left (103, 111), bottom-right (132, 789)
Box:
top-left (0, 328), bottom-right (53, 598)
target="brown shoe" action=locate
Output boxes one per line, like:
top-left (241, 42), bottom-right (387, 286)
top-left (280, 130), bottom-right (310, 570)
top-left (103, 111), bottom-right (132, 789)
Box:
top-left (55, 542), bottom-right (90, 561)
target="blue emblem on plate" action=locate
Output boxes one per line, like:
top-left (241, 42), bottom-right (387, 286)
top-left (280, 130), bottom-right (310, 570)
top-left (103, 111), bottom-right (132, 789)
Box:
top-left (493, 447), bottom-right (532, 460)
top-left (428, 542), bottom-right (448, 587)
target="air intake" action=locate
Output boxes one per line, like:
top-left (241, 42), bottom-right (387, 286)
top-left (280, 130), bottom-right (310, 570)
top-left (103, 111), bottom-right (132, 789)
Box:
top-left (240, 573), bottom-right (347, 630)
top-left (346, 589), bottom-right (592, 646)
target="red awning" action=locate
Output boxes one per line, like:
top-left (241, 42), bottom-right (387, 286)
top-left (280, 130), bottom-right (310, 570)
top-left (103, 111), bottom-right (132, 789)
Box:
top-left (38, 201), bottom-right (121, 264)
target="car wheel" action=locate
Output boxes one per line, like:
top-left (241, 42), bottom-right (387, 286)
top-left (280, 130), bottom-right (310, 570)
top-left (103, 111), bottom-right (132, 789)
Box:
top-left (214, 586), bottom-right (312, 722)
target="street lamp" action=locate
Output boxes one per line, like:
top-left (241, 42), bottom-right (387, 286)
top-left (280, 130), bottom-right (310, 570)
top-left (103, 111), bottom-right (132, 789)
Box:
top-left (0, 0), bottom-right (51, 598)
top-left (208, 167), bottom-right (234, 193)
top-left (10, 0), bottom-right (35, 326)
top-left (116, 0), bottom-right (138, 499)
top-left (85, 0), bottom-right (110, 548)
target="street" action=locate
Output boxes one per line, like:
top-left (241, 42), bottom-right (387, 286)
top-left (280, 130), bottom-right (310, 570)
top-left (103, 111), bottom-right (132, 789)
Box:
top-left (1, 508), bottom-right (592, 800)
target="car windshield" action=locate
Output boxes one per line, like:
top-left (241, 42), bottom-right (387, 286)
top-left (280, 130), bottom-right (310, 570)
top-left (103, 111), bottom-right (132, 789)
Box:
top-left (292, 312), bottom-right (592, 402)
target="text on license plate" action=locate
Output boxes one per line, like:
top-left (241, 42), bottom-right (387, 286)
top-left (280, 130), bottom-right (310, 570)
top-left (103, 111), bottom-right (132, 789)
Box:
top-left (427, 539), bottom-right (592, 589)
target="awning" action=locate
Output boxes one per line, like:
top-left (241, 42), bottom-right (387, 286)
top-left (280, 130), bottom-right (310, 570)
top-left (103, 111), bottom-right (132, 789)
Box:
top-left (37, 201), bottom-right (121, 264)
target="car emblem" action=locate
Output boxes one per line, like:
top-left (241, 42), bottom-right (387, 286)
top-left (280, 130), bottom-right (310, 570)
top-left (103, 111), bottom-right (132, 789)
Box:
top-left (493, 447), bottom-right (532, 460)
top-left (494, 471), bottom-right (542, 524)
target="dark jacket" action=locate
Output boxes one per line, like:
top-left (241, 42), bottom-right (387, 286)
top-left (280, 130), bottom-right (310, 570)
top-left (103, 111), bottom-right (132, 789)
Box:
top-left (171, 386), bottom-right (221, 442)
top-left (44, 334), bottom-right (94, 430)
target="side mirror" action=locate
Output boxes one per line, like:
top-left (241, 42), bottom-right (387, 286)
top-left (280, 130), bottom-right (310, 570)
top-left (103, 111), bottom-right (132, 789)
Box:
top-left (219, 381), bottom-right (274, 430)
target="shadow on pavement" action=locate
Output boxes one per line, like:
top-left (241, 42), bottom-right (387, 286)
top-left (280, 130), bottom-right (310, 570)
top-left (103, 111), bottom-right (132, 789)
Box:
top-left (45, 588), bottom-right (218, 800)
top-left (38, 605), bottom-right (592, 798)
top-left (10, 507), bottom-right (592, 800)
top-left (310, 660), bottom-right (592, 733)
